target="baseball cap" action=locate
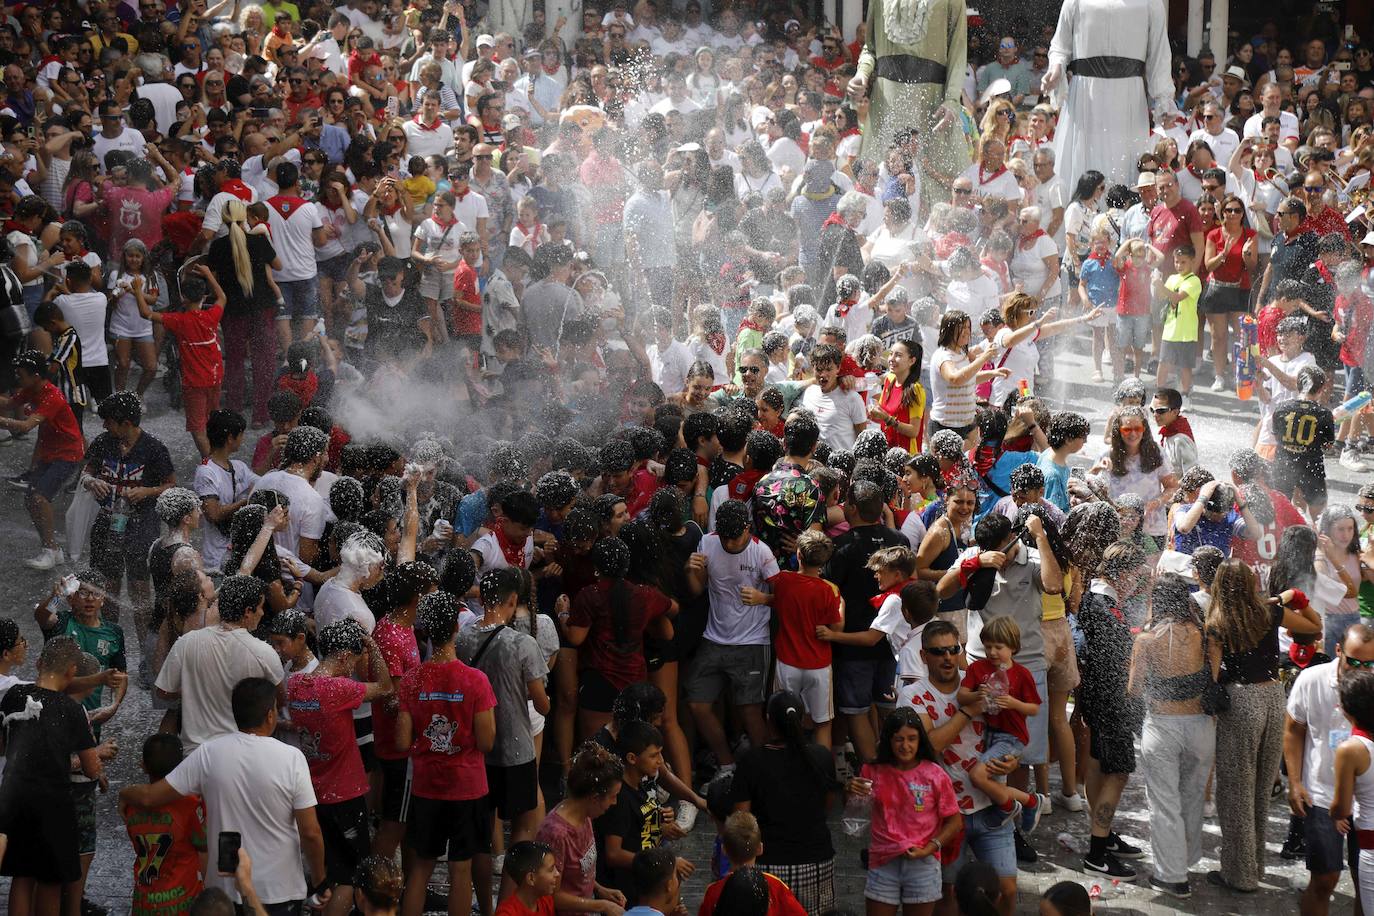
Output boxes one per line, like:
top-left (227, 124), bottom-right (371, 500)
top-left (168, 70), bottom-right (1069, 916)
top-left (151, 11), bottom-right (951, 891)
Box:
top-left (476, 34), bottom-right (494, 48)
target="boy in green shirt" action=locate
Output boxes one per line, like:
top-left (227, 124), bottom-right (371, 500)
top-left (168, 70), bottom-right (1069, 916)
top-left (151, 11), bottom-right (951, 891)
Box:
top-left (1155, 244), bottom-right (1203, 399)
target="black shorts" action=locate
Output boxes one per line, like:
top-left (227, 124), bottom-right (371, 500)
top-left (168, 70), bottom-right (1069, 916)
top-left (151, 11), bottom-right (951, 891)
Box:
top-left (645, 634), bottom-right (678, 671)
top-left (317, 796), bottom-right (371, 885)
top-left (353, 715), bottom-right (377, 773)
top-left (78, 366), bottom-right (112, 405)
top-left (405, 795), bottom-right (490, 862)
top-left (377, 756), bottom-right (412, 823)
top-left (90, 515), bottom-right (155, 583)
top-left (485, 760), bottom-right (539, 820)
top-left (1304, 805), bottom-right (1360, 876)
top-left (578, 667), bottom-right (621, 713)
top-left (1088, 726), bottom-right (1136, 775)
top-left (1272, 458), bottom-right (1327, 508)
top-left (0, 787), bottom-right (82, 883)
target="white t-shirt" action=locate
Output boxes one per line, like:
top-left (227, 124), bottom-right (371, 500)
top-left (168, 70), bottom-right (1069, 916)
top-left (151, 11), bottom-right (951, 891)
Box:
top-left (166, 732), bottom-right (316, 904)
top-left (452, 189), bottom-right (490, 234)
top-left (264, 197), bottom-right (324, 282)
top-left (138, 81), bottom-right (185, 137)
top-left (991, 327), bottom-right (1039, 404)
top-left (255, 469), bottom-right (332, 556)
top-left (193, 458), bottom-right (258, 572)
top-left (648, 339), bottom-right (694, 396)
top-left (402, 119), bottom-right (455, 158)
top-left (1286, 660), bottom-right (1344, 807)
top-left (800, 384), bottom-right (867, 451)
top-left (313, 580), bottom-right (377, 633)
top-left (946, 273), bottom-right (1001, 316)
top-left (824, 301), bottom-right (874, 344)
top-left (201, 187), bottom-right (261, 238)
top-left (872, 593), bottom-right (927, 684)
top-left (1011, 234), bottom-right (1062, 299)
top-left (700, 532), bottom-right (780, 646)
top-left (960, 163), bottom-right (1020, 203)
top-left (1257, 351), bottom-right (1317, 447)
top-left (155, 626), bottom-right (285, 752)
top-left (900, 510), bottom-right (927, 550)
top-left (56, 292), bottom-right (111, 368)
top-left (930, 347), bottom-right (977, 427)
top-left (766, 137), bottom-right (805, 178)
top-left (472, 530), bottom-right (534, 569)
top-left (92, 128), bottom-right (147, 170)
top-left (1187, 126), bottom-right (1241, 169)
top-left (1243, 110), bottom-right (1300, 143)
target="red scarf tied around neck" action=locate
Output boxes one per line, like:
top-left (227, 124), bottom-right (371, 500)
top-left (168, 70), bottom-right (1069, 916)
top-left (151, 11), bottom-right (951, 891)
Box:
top-left (869, 578), bottom-right (914, 610)
top-left (492, 519), bottom-right (527, 568)
top-left (1019, 229), bottom-right (1046, 251)
top-left (1158, 415), bottom-right (1194, 442)
top-left (835, 295), bottom-right (859, 318)
top-left (821, 211), bottom-right (848, 230)
top-left (705, 331), bottom-right (726, 355)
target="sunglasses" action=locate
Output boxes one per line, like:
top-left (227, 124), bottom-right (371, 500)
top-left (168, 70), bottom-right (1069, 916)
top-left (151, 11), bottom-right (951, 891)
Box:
top-left (739, 365), bottom-right (762, 374)
top-left (924, 645), bottom-right (963, 657)
top-left (953, 187), bottom-right (973, 195)
top-left (1347, 657), bottom-right (1374, 669)
top-left (475, 153), bottom-right (493, 160)
top-left (1150, 407), bottom-right (1172, 415)
top-left (1120, 425), bottom-right (1147, 434)
top-left (1358, 504), bottom-right (1374, 512)
top-left (1223, 207), bottom-right (1243, 214)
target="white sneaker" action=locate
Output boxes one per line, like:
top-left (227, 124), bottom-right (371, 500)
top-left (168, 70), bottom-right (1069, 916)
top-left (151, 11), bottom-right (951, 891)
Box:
top-left (23, 547), bottom-right (64, 570)
top-left (1210, 375), bottom-right (1226, 391)
top-left (1058, 792), bottom-right (1086, 812)
top-left (1340, 449), bottom-right (1370, 472)
top-left (675, 801), bottom-right (699, 834)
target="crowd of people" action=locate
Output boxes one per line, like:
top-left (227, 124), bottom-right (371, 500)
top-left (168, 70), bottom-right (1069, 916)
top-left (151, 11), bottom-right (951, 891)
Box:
top-left (3, 1), bottom-right (1374, 916)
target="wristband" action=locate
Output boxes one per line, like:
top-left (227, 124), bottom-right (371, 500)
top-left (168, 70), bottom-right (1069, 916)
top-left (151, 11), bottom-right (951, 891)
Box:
top-left (310, 878), bottom-right (332, 898)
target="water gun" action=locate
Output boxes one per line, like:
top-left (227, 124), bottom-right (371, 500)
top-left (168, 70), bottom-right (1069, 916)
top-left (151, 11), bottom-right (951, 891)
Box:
top-left (1334, 390), bottom-right (1373, 422)
top-left (1234, 315), bottom-right (1259, 400)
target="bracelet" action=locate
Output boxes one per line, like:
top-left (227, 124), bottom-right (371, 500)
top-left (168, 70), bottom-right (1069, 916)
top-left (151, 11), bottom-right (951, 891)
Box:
top-left (932, 838), bottom-right (943, 852)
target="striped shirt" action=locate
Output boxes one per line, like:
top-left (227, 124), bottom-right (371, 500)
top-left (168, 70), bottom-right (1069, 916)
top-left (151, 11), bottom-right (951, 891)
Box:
top-left (49, 327), bottom-right (88, 410)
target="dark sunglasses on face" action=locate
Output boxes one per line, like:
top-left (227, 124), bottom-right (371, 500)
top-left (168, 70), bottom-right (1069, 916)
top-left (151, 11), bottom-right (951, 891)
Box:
top-left (739, 365), bottom-right (762, 374)
top-left (1151, 406), bottom-right (1172, 415)
top-left (1357, 504), bottom-right (1374, 512)
top-left (925, 645), bottom-right (963, 656)
top-left (1347, 657), bottom-right (1374, 669)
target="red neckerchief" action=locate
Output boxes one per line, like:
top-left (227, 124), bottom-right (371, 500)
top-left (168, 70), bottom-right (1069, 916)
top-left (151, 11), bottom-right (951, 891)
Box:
top-left (412, 113), bottom-right (442, 131)
top-left (705, 331), bottom-right (726, 355)
top-left (869, 578), bottom-right (914, 610)
top-left (2, 220), bottom-right (29, 237)
top-left (1158, 415), bottom-right (1194, 441)
top-left (838, 126), bottom-right (859, 139)
top-left (978, 163), bottom-right (1007, 186)
top-left (1315, 258), bottom-right (1335, 286)
top-left (835, 295), bottom-right (859, 318)
top-left (727, 469), bottom-right (764, 500)
top-left (821, 211), bottom-right (848, 230)
top-left (516, 221), bottom-right (543, 241)
top-left (969, 444), bottom-right (999, 476)
top-left (1087, 251), bottom-right (1110, 267)
top-left (1018, 229), bottom-right (1046, 251)
top-left (1187, 162), bottom-right (1205, 178)
top-left (542, 60), bottom-right (560, 76)
top-left (981, 256), bottom-right (1010, 289)
top-left (266, 195), bottom-right (306, 220)
top-left (1354, 727), bottom-right (1374, 741)
top-left (452, 185), bottom-right (470, 202)
top-left (220, 178), bottom-right (253, 201)
top-left (271, 25), bottom-right (291, 39)
top-left (431, 213), bottom-right (458, 231)
top-left (1290, 642), bottom-right (1318, 667)
top-left (492, 518), bottom-right (527, 567)
top-left (738, 317), bottom-right (767, 333)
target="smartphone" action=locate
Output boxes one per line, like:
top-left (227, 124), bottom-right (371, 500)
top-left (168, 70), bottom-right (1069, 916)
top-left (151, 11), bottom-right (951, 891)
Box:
top-left (251, 107), bottom-right (270, 118)
top-left (217, 831), bottom-right (242, 875)
top-left (1335, 61), bottom-right (1352, 71)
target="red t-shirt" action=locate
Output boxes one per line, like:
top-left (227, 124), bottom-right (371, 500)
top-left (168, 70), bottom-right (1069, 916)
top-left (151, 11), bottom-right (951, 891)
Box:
top-left (697, 872), bottom-right (807, 916)
top-left (125, 794), bottom-right (207, 916)
top-left (1231, 486), bottom-right (1307, 568)
top-left (371, 616), bottom-right (421, 761)
top-left (494, 895), bottom-right (555, 916)
top-left (1148, 199), bottom-right (1203, 261)
top-left (960, 658), bottom-right (1040, 745)
top-left (159, 305), bottom-right (224, 389)
top-left (1206, 226), bottom-right (1257, 289)
top-left (625, 467), bottom-right (660, 518)
top-left (568, 579), bottom-right (672, 689)
top-left (278, 371), bottom-right (319, 407)
top-left (1116, 260), bottom-right (1151, 317)
top-left (771, 571), bottom-right (842, 669)
top-left (452, 261), bottom-right (482, 336)
top-left (398, 658), bottom-right (496, 800)
top-left (14, 381), bottom-right (84, 463)
top-left (287, 672), bottom-right (368, 804)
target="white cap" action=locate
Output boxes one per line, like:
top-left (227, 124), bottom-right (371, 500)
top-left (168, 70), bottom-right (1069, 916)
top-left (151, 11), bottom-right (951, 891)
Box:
top-left (1361, 229), bottom-right (1374, 246)
top-left (979, 77), bottom-right (1011, 105)
top-left (1134, 171), bottom-right (1156, 188)
top-left (1223, 65), bottom-right (1249, 86)
top-left (476, 33), bottom-right (495, 47)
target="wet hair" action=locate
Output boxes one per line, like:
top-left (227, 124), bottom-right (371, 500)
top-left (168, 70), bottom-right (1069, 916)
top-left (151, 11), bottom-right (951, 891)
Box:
top-left (317, 618), bottom-right (366, 658)
top-left (567, 741), bottom-right (625, 799)
top-left (1206, 559), bottom-right (1274, 653)
top-left (1190, 546), bottom-right (1225, 588)
top-left (866, 545), bottom-right (916, 577)
top-left (716, 409), bottom-right (753, 453)
top-left (783, 413), bottom-right (821, 456)
top-left (329, 476), bottom-right (367, 522)
top-left (0, 618), bottom-right (20, 656)
top-left (853, 427), bottom-right (889, 462)
top-left (390, 560), bottom-right (438, 608)
top-left (97, 391), bottom-right (143, 425)
top-left (744, 429), bottom-right (783, 474)
top-left (1008, 463), bottom-right (1044, 495)
top-left (1063, 501), bottom-right (1122, 572)
top-left (206, 409), bottom-right (247, 448)
top-left (417, 591), bottom-right (462, 644)
top-left (267, 609), bottom-right (310, 639)
top-left (1046, 411), bottom-right (1090, 449)
top-left (353, 856), bottom-right (404, 909)
top-left (874, 706), bottom-right (939, 766)
top-left (503, 841), bottom-right (553, 890)
top-left (953, 861), bottom-right (1003, 916)
top-left (715, 499), bottom-right (752, 540)
top-left (765, 689), bottom-right (835, 789)
top-left (478, 566), bottom-right (521, 608)
top-left (930, 429), bottom-right (965, 461)
top-left (714, 865), bottom-right (770, 915)
top-left (1269, 525), bottom-right (1319, 598)
top-left (663, 448), bottom-right (698, 487)
top-left (599, 439), bottom-right (635, 475)
top-left (281, 425), bottom-right (329, 465)
top-left (155, 487), bottom-right (202, 527)
top-left (217, 575), bottom-right (267, 622)
top-left (142, 733), bottom-right (185, 781)
top-left (1113, 376), bottom-right (1147, 405)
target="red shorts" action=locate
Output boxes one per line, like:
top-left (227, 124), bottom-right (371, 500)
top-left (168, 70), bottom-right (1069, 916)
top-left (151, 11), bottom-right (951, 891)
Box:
top-left (183, 385), bottom-right (222, 431)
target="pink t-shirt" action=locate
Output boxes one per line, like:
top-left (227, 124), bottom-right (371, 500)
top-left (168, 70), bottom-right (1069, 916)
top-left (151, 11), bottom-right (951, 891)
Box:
top-left (286, 672), bottom-right (368, 804)
top-left (372, 616), bottom-right (421, 761)
top-left (860, 761), bottom-right (959, 868)
top-left (104, 184), bottom-right (179, 253)
top-left (536, 807), bottom-right (597, 916)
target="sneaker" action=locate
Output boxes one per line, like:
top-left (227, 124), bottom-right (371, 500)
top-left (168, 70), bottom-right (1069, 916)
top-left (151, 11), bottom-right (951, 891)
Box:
top-left (0, 429), bottom-right (12, 446)
top-left (1203, 799), bottom-right (1217, 819)
top-left (675, 801), bottom-right (698, 834)
top-left (5, 474), bottom-right (29, 491)
top-left (1014, 829), bottom-right (1038, 865)
top-left (1105, 832), bottom-right (1144, 859)
top-left (1058, 791), bottom-right (1086, 812)
top-left (1083, 852), bottom-right (1136, 879)
top-left (716, 762), bottom-right (736, 778)
top-left (1340, 449), bottom-right (1370, 472)
top-left (1147, 358), bottom-right (1159, 375)
top-left (1091, 370), bottom-right (1104, 383)
top-left (999, 801), bottom-right (1023, 828)
top-left (1148, 875), bottom-right (1191, 899)
top-left (1021, 795), bottom-right (1046, 835)
top-left (81, 898), bottom-right (108, 916)
top-left (1280, 833), bottom-right (1307, 860)
top-left (492, 853), bottom-right (505, 876)
top-left (1211, 375), bottom-right (1226, 391)
top-left (1040, 794), bottom-right (1052, 816)
top-left (23, 547), bottom-right (64, 570)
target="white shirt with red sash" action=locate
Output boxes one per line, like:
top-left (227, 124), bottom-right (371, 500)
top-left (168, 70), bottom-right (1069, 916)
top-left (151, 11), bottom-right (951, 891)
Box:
top-left (265, 194), bottom-right (324, 282)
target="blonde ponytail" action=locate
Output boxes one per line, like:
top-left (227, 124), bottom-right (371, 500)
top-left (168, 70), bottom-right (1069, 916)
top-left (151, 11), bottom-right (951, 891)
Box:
top-left (224, 199), bottom-right (254, 297)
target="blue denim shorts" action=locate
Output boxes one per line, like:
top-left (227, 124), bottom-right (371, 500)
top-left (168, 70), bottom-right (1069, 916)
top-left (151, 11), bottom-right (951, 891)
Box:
top-left (942, 805), bottom-right (1017, 881)
top-left (865, 853), bottom-right (942, 905)
top-left (1116, 313), bottom-right (1151, 350)
top-left (978, 728), bottom-right (1026, 766)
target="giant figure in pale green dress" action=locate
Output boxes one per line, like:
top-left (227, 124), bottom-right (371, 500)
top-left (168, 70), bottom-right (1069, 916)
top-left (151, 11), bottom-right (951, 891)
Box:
top-left (849, 0), bottom-right (971, 206)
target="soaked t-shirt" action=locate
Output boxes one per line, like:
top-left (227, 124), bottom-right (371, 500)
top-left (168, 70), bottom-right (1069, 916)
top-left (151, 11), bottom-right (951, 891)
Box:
top-left (286, 672), bottom-right (367, 804)
top-left (537, 807), bottom-right (597, 916)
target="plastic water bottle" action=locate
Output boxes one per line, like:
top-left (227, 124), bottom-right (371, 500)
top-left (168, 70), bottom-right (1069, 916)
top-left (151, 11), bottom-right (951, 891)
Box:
top-left (985, 667), bottom-right (1009, 701)
top-left (1056, 832), bottom-right (1081, 854)
top-left (842, 780), bottom-right (873, 837)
